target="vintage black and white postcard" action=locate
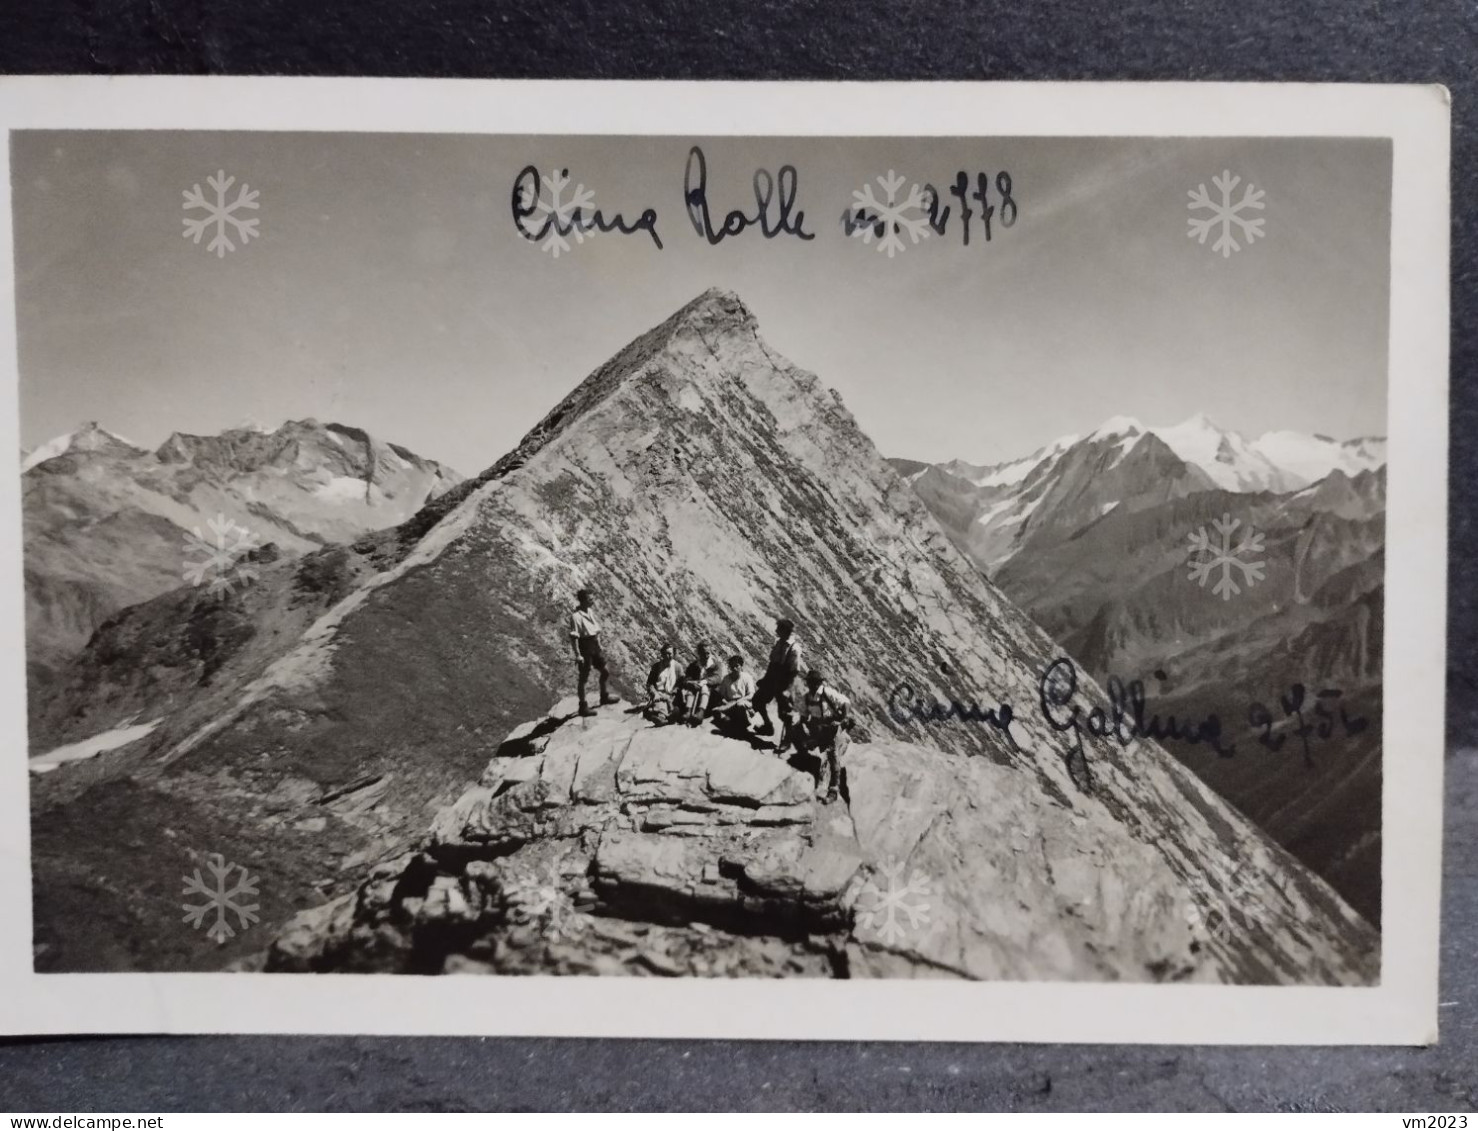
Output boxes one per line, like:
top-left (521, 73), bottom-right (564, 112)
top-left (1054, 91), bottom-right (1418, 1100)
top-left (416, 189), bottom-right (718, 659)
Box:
top-left (0, 79), bottom-right (1449, 1043)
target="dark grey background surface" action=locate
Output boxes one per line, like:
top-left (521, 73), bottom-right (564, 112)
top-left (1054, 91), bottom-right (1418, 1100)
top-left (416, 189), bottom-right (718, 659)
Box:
top-left (0, 0), bottom-right (1471, 1112)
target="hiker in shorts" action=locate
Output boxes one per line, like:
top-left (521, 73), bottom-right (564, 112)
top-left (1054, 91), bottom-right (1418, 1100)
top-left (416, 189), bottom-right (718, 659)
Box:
top-left (752, 617), bottom-right (802, 754)
top-left (675, 641), bottom-right (722, 728)
top-left (569, 588), bottom-right (619, 718)
top-left (791, 669), bottom-right (852, 804)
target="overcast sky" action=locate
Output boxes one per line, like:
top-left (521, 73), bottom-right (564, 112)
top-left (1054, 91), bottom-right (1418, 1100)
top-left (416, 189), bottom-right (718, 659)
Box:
top-left (11, 131), bottom-right (1390, 474)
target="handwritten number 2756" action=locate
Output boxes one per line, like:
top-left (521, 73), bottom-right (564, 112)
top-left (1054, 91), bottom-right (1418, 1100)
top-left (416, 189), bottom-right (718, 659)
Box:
top-left (1248, 685), bottom-right (1369, 767)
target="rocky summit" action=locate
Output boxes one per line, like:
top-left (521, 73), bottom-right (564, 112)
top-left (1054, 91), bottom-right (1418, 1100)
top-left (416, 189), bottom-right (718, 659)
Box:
top-left (267, 694), bottom-right (1375, 983)
top-left (31, 288), bottom-right (1378, 982)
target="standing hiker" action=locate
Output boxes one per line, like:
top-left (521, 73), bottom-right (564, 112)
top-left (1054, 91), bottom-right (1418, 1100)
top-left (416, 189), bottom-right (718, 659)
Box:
top-left (791, 669), bottom-right (852, 804)
top-left (569, 588), bottom-right (618, 718)
top-left (752, 617), bottom-right (802, 754)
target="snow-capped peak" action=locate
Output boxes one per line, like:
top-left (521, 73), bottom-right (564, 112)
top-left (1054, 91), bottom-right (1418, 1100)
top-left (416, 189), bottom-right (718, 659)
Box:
top-left (1088, 415), bottom-right (1143, 440)
top-left (1250, 430), bottom-right (1387, 485)
top-left (919, 414), bottom-right (1387, 504)
top-left (1154, 414), bottom-right (1227, 452)
top-left (1038, 412), bottom-right (1293, 493)
top-left (1139, 414), bottom-right (1292, 493)
top-left (21, 422), bottom-right (139, 472)
top-left (228, 418), bottom-right (281, 435)
top-left (1107, 413), bottom-right (1385, 494)
top-left (943, 431), bottom-right (1080, 488)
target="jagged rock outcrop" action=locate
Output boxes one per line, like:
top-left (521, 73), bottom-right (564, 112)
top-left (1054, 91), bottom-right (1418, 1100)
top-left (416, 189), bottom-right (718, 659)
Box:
top-left (31, 288), bottom-right (1379, 980)
top-left (267, 695), bottom-right (1377, 983)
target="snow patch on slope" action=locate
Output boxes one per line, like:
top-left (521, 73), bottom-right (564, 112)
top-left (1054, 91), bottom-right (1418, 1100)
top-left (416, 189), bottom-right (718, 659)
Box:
top-left (21, 424), bottom-right (137, 472)
top-left (22, 434), bottom-right (77, 472)
top-left (1107, 432), bottom-right (1143, 468)
top-left (946, 433), bottom-right (1079, 489)
top-left (313, 475), bottom-right (373, 503)
top-left (30, 718), bottom-right (163, 773)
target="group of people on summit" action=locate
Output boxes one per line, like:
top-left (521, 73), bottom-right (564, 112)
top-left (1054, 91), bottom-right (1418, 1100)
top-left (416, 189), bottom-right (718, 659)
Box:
top-left (566, 589), bottom-right (853, 803)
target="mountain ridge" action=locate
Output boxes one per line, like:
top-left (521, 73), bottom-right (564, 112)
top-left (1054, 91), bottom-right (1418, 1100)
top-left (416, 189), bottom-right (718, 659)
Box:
top-left (902, 414), bottom-right (1387, 501)
top-left (29, 288), bottom-right (1377, 982)
top-left (21, 416), bottom-right (462, 695)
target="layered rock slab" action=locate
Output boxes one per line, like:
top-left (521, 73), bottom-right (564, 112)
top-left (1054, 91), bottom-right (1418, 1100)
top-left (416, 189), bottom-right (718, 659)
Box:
top-left (268, 698), bottom-right (1378, 983)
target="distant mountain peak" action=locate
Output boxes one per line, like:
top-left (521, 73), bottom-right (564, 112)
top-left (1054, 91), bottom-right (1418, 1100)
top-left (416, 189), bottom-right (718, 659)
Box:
top-left (23, 415), bottom-right (462, 679)
top-left (1064, 414), bottom-right (1289, 494)
top-left (1156, 413), bottom-right (1230, 437)
top-left (225, 417), bottom-right (281, 435)
top-left (21, 422), bottom-right (145, 472)
top-left (931, 432), bottom-right (1080, 491)
top-left (1250, 430), bottom-right (1387, 488)
top-left (1089, 415), bottom-right (1144, 439)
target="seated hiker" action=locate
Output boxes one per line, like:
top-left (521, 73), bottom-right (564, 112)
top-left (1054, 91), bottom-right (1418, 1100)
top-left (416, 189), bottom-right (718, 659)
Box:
top-left (752, 617), bottom-right (803, 754)
top-left (676, 641), bottom-right (722, 728)
top-left (708, 654), bottom-right (757, 737)
top-left (644, 643), bottom-right (683, 724)
top-left (791, 669), bottom-right (852, 803)
top-left (694, 641), bottom-right (724, 689)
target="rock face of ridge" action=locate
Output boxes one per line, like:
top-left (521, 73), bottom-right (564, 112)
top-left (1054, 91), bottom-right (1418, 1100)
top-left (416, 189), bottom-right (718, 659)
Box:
top-left (22, 418), bottom-right (461, 695)
top-left (268, 696), bottom-right (1376, 983)
top-left (31, 288), bottom-right (1378, 980)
